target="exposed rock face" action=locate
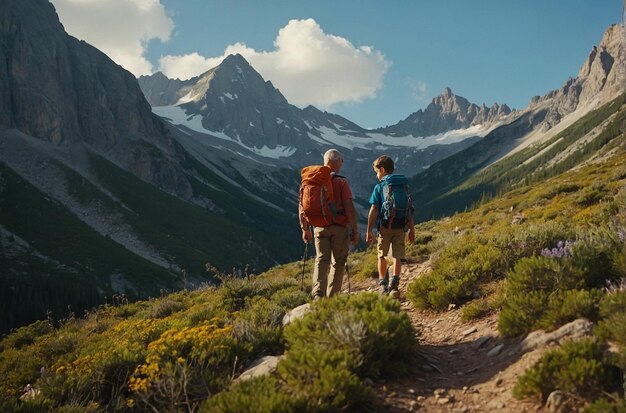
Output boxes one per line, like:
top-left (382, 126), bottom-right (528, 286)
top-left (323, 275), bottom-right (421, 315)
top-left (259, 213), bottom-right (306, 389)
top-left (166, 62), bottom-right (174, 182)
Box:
top-left (140, 54), bottom-right (324, 151)
top-left (0, 0), bottom-right (193, 199)
top-left (376, 87), bottom-right (512, 137)
top-left (530, 24), bottom-right (625, 130)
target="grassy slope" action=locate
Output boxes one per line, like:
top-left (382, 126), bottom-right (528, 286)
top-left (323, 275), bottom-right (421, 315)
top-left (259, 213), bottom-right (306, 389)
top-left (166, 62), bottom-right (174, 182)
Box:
top-left (410, 93), bottom-right (626, 222)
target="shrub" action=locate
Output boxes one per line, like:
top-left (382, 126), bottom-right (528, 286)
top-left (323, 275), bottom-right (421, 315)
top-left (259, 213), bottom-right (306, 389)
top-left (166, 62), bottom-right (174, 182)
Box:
top-left (201, 375), bottom-right (299, 413)
top-left (0, 321), bottom-right (55, 351)
top-left (499, 256), bottom-right (594, 337)
top-left (513, 339), bottom-right (620, 402)
top-left (147, 299), bottom-right (185, 319)
top-left (407, 236), bottom-right (506, 310)
top-left (283, 293), bottom-right (414, 379)
top-left (128, 321), bottom-right (241, 412)
top-left (277, 346), bottom-right (375, 412)
top-left (233, 297), bottom-right (285, 356)
top-left (270, 287), bottom-right (309, 310)
top-left (499, 290), bottom-right (549, 337)
top-left (586, 398), bottom-right (626, 413)
top-left (538, 289), bottom-right (602, 329)
top-left (576, 183), bottom-right (608, 207)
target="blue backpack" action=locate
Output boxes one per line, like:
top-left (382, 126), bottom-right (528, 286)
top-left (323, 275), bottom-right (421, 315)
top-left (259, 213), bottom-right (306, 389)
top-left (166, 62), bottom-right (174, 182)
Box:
top-left (380, 174), bottom-right (414, 229)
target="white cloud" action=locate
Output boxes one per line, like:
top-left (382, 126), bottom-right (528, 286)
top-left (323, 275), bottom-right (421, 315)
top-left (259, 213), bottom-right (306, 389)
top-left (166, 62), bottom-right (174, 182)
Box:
top-left (158, 19), bottom-right (390, 107)
top-left (51, 0), bottom-right (174, 76)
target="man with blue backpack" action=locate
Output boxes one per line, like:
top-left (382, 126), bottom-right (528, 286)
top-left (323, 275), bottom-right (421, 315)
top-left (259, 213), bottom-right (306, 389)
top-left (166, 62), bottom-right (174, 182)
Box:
top-left (366, 155), bottom-right (415, 297)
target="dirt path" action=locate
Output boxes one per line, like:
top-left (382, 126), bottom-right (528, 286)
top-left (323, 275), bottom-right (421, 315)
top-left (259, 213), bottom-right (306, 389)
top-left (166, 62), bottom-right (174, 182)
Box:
top-left (346, 260), bottom-right (546, 412)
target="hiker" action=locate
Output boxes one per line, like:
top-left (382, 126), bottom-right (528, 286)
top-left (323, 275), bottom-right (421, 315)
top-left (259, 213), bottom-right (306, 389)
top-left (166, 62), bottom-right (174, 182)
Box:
top-left (366, 155), bottom-right (415, 296)
top-left (299, 149), bottom-right (358, 299)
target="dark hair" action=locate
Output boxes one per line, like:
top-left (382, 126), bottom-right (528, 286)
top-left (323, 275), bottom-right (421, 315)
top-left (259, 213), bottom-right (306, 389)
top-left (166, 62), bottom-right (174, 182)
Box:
top-left (373, 155), bottom-right (394, 173)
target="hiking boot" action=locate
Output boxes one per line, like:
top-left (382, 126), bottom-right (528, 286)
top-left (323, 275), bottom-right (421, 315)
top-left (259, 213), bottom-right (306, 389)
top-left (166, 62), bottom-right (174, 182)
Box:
top-left (378, 278), bottom-right (389, 295)
top-left (389, 275), bottom-right (400, 299)
top-left (389, 275), bottom-right (400, 292)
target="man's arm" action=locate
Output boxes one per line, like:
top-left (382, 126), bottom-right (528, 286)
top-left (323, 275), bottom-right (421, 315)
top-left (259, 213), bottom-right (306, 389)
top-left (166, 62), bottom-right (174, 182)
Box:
top-left (407, 215), bottom-right (415, 243)
top-left (366, 204), bottom-right (378, 244)
top-left (298, 204), bottom-right (312, 244)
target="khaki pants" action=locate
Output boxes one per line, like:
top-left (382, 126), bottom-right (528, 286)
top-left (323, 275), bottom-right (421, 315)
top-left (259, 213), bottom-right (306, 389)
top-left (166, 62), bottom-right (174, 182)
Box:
top-left (377, 226), bottom-right (406, 259)
top-left (312, 225), bottom-right (350, 298)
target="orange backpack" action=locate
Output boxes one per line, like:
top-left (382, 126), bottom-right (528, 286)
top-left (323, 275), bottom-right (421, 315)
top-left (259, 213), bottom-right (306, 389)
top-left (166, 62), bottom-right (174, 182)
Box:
top-left (299, 165), bottom-right (337, 228)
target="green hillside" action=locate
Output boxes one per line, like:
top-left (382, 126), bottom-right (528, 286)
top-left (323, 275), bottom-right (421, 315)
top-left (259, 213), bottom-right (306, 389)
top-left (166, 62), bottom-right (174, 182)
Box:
top-left (1, 97), bottom-right (624, 411)
top-left (0, 148), bottom-right (302, 334)
top-left (410, 93), bottom-right (626, 222)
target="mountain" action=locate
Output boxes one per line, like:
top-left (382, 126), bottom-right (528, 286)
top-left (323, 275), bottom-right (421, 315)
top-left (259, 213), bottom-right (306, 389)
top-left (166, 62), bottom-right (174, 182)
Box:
top-left (376, 87), bottom-right (512, 137)
top-left (408, 23), bottom-right (626, 222)
top-left (139, 57), bottom-right (513, 199)
top-left (0, 0), bottom-right (303, 333)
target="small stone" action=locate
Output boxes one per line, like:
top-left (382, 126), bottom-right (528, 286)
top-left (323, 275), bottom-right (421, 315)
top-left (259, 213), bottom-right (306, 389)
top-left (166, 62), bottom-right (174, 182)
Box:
top-left (417, 396), bottom-right (426, 402)
top-left (546, 390), bottom-right (567, 412)
top-left (495, 377), bottom-right (503, 386)
top-left (433, 388), bottom-right (447, 396)
top-left (461, 326), bottom-right (478, 336)
top-left (408, 388), bottom-right (416, 394)
top-left (487, 344), bottom-right (504, 357)
top-left (448, 303), bottom-right (456, 311)
top-left (437, 397), bottom-right (451, 405)
top-left (475, 335), bottom-right (493, 348)
top-left (449, 348), bottom-right (459, 355)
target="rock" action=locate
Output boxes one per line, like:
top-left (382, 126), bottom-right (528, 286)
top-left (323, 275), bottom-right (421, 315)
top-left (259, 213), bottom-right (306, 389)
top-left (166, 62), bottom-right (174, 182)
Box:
top-left (433, 388), bottom-right (447, 397)
top-left (461, 326), bottom-right (478, 337)
top-left (520, 318), bottom-right (594, 353)
top-left (437, 397), bottom-right (452, 405)
top-left (487, 344), bottom-right (504, 357)
top-left (475, 335), bottom-right (493, 348)
top-left (235, 355), bottom-right (284, 382)
top-left (282, 303), bottom-right (311, 325)
top-left (546, 390), bottom-right (567, 412)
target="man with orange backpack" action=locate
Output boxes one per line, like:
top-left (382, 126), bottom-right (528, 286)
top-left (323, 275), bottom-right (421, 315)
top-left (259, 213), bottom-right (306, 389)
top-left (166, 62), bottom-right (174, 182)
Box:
top-left (299, 149), bottom-right (358, 299)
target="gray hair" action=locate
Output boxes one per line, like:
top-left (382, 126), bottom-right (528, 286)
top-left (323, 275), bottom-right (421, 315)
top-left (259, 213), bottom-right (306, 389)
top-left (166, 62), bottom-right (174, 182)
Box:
top-left (323, 149), bottom-right (343, 164)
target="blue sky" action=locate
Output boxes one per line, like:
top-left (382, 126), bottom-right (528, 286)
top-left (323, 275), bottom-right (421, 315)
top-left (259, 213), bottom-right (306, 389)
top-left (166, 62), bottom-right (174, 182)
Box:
top-left (52, 0), bottom-right (622, 128)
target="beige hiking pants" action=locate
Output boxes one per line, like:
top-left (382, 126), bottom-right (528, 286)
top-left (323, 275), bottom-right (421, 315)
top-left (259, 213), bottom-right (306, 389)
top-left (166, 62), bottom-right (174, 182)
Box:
top-left (312, 224), bottom-right (350, 298)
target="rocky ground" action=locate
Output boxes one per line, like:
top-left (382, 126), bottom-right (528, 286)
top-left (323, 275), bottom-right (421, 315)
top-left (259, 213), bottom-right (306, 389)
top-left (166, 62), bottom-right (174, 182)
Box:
top-left (346, 260), bottom-right (575, 413)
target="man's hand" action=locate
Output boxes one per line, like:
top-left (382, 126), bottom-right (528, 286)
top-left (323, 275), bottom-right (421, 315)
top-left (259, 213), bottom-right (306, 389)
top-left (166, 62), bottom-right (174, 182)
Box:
top-left (302, 228), bottom-right (312, 244)
top-left (350, 230), bottom-right (359, 246)
top-left (408, 227), bottom-right (415, 243)
top-left (366, 230), bottom-right (375, 244)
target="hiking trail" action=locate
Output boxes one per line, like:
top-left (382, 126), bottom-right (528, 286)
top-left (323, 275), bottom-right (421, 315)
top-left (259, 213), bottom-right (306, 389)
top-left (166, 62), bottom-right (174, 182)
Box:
top-left (346, 260), bottom-right (549, 412)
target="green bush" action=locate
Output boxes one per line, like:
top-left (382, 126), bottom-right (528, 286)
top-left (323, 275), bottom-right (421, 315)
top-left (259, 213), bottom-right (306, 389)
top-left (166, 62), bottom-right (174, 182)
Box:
top-left (539, 289), bottom-right (602, 329)
top-left (270, 287), bottom-right (309, 310)
top-left (278, 347), bottom-right (375, 412)
top-left (586, 398), bottom-right (626, 413)
top-left (499, 290), bottom-right (549, 337)
top-left (201, 375), bottom-right (298, 413)
top-left (234, 297), bottom-right (285, 356)
top-left (513, 339), bottom-right (620, 402)
top-left (407, 237), bottom-right (506, 310)
top-left (283, 293), bottom-right (414, 379)
top-left (0, 321), bottom-right (54, 352)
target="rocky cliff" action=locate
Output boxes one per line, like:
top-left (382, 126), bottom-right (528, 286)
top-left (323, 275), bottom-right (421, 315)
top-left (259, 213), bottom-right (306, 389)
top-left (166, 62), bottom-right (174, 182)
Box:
top-left (530, 24), bottom-right (625, 130)
top-left (378, 87), bottom-right (512, 137)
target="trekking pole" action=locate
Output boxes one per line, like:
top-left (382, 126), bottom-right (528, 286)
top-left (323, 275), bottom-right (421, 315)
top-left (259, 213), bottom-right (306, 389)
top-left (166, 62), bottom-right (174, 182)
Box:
top-left (300, 242), bottom-right (309, 291)
top-left (345, 260), bottom-right (351, 295)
